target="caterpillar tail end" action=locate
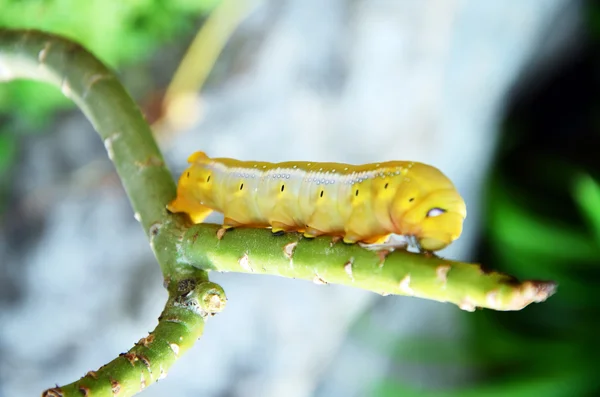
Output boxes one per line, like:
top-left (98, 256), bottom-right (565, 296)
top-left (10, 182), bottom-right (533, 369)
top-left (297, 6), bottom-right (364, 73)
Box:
top-left (167, 195), bottom-right (213, 224)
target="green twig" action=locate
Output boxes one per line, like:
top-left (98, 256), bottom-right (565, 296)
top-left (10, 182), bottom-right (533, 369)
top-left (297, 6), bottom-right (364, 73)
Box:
top-left (44, 274), bottom-right (226, 397)
top-left (182, 225), bottom-right (556, 312)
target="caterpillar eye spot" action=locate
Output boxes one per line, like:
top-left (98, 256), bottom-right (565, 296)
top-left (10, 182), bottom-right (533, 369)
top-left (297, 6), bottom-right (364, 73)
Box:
top-left (207, 175), bottom-right (211, 182)
top-left (355, 190), bottom-right (359, 196)
top-left (320, 190), bottom-right (324, 198)
top-left (384, 183), bottom-right (389, 189)
top-left (281, 185), bottom-right (285, 192)
top-left (186, 172), bottom-right (190, 178)
top-left (409, 197), bottom-right (415, 202)
top-left (240, 183), bottom-right (244, 190)
top-left (426, 208), bottom-right (446, 218)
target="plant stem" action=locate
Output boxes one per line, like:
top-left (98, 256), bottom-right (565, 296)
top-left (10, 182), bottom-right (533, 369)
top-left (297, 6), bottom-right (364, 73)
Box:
top-left (0, 29), bottom-right (217, 397)
top-left (182, 224), bottom-right (556, 311)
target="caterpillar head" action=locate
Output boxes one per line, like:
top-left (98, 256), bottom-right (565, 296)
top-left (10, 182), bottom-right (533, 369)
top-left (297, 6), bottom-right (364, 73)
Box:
top-left (390, 163), bottom-right (467, 251)
top-left (166, 154), bottom-right (213, 223)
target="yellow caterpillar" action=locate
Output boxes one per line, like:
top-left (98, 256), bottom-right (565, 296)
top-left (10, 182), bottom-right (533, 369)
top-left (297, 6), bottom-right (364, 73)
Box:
top-left (167, 151), bottom-right (467, 251)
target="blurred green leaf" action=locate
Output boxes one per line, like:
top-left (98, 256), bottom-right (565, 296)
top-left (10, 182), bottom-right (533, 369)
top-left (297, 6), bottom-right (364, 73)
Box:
top-left (0, 131), bottom-right (17, 175)
top-left (487, 179), bottom-right (599, 263)
top-left (573, 173), bottom-right (600, 245)
top-left (375, 366), bottom-right (595, 397)
top-left (0, 0), bottom-right (222, 122)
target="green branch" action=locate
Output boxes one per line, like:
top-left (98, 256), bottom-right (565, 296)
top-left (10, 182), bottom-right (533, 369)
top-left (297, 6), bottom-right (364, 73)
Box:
top-left (182, 225), bottom-right (556, 311)
top-left (43, 274), bottom-right (226, 397)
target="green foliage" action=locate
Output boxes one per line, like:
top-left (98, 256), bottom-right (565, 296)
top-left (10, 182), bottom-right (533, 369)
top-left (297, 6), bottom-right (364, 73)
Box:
top-left (0, 0), bottom-right (221, 124)
top-left (573, 173), bottom-right (600, 244)
top-left (0, 131), bottom-right (17, 174)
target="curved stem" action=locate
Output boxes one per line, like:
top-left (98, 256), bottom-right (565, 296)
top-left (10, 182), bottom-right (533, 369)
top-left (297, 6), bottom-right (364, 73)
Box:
top-left (43, 274), bottom-right (226, 397)
top-left (0, 29), bottom-right (218, 397)
top-left (0, 29), bottom-right (174, 254)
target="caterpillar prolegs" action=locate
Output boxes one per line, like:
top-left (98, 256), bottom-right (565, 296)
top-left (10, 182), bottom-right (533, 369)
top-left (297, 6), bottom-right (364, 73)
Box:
top-left (167, 151), bottom-right (467, 252)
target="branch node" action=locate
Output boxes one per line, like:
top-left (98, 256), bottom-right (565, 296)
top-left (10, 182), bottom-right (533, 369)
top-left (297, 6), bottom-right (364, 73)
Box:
top-left (103, 132), bottom-right (121, 161)
top-left (216, 227), bottom-right (227, 240)
top-left (60, 76), bottom-right (72, 99)
top-left (38, 41), bottom-right (51, 63)
top-left (238, 252), bottom-right (253, 272)
top-left (135, 155), bottom-right (165, 171)
top-left (344, 258), bottom-right (354, 281)
top-left (169, 343), bottom-right (180, 357)
top-left (119, 352), bottom-right (138, 367)
top-left (82, 73), bottom-right (112, 99)
top-left (159, 365), bottom-right (168, 380)
top-left (110, 378), bottom-right (121, 395)
top-left (459, 296), bottom-right (477, 312)
top-left (197, 282), bottom-right (227, 314)
top-left (436, 264), bottom-right (451, 288)
top-left (148, 222), bottom-right (162, 237)
top-left (41, 387), bottom-right (63, 397)
top-left (398, 274), bottom-right (414, 295)
top-left (313, 274), bottom-right (328, 285)
top-left (283, 242), bottom-right (297, 259)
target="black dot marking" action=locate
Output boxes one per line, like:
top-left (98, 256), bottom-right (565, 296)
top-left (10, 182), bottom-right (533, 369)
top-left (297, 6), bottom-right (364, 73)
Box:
top-left (186, 172), bottom-right (190, 178)
top-left (409, 197), bottom-right (414, 202)
top-left (281, 185), bottom-right (285, 192)
top-left (384, 183), bottom-right (389, 189)
top-left (207, 175), bottom-right (211, 182)
top-left (320, 191), bottom-right (324, 198)
top-left (240, 183), bottom-right (244, 190)
top-left (355, 190), bottom-right (359, 196)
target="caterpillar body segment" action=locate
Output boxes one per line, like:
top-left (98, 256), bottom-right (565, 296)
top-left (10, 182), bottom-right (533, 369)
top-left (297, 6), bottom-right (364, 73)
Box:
top-left (168, 151), bottom-right (467, 251)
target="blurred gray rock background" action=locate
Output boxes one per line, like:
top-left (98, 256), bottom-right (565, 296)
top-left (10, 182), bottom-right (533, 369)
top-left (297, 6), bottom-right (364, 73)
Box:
top-left (0, 0), bottom-right (582, 396)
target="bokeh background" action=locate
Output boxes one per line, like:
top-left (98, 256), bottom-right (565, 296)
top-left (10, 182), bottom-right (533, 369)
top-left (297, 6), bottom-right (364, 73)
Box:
top-left (1, 0), bottom-right (599, 396)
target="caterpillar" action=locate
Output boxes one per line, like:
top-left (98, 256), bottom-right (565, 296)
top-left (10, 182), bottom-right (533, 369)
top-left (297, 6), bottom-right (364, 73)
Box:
top-left (167, 151), bottom-right (467, 252)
